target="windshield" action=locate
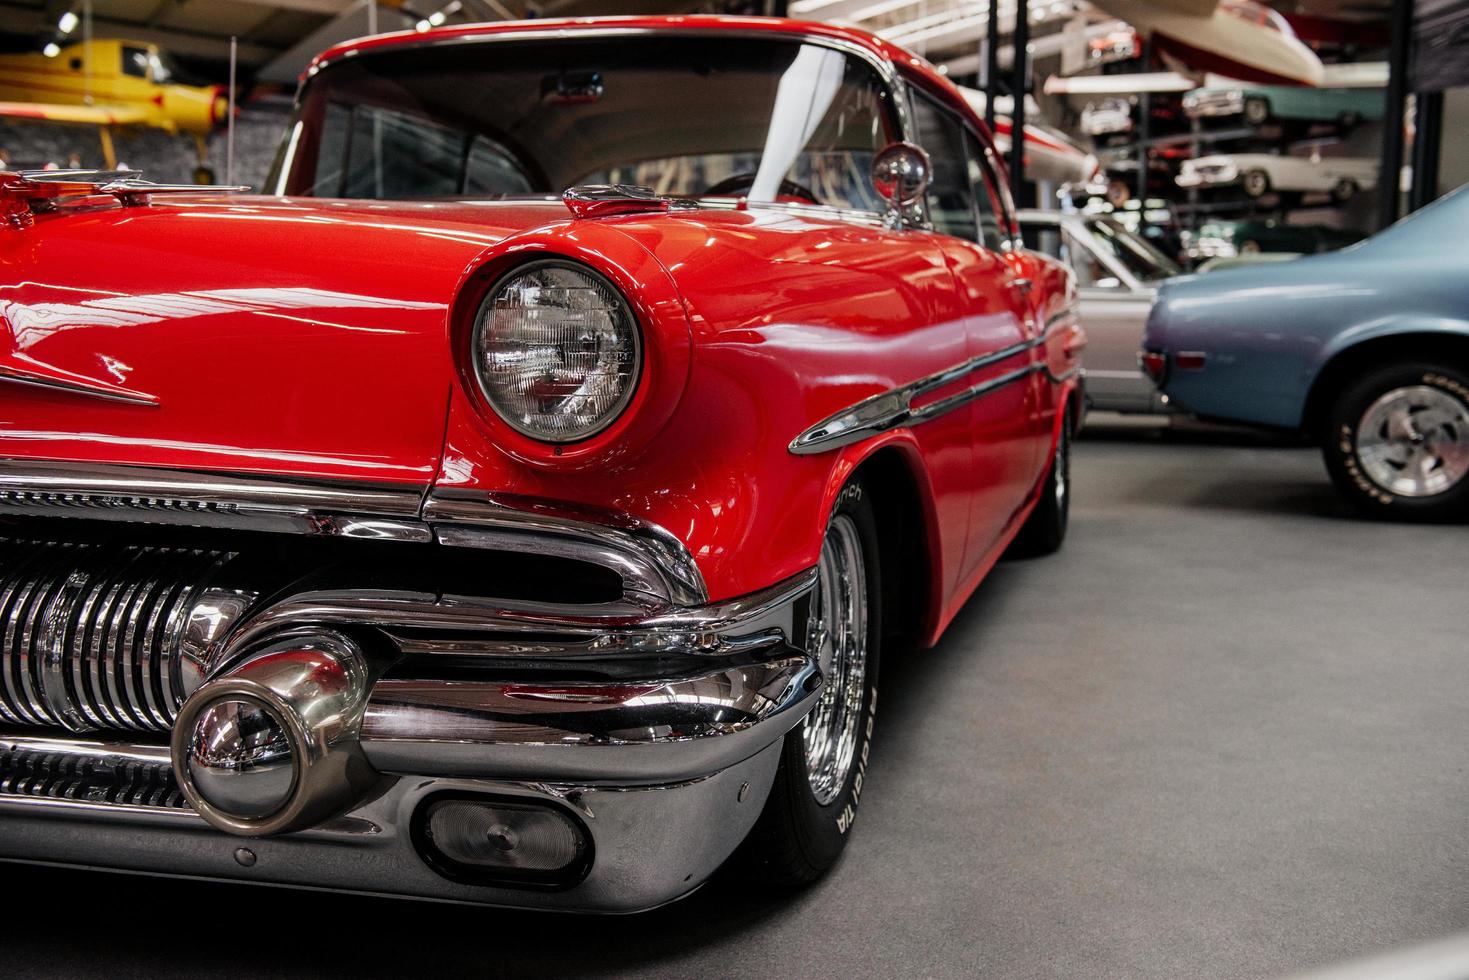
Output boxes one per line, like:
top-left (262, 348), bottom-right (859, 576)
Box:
top-left (1088, 217), bottom-right (1182, 282)
top-left (270, 35), bottom-right (897, 212)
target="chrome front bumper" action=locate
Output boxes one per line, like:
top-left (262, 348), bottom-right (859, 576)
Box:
top-left (0, 735), bottom-right (784, 912)
top-left (0, 461), bottom-right (821, 911)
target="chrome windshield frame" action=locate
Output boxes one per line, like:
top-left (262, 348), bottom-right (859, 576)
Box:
top-left (271, 26), bottom-right (922, 230)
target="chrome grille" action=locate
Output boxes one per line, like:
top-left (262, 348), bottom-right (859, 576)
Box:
top-left (0, 740), bottom-right (186, 808)
top-left (0, 538), bottom-right (240, 733)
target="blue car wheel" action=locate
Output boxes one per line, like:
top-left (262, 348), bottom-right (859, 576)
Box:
top-left (1323, 360), bottom-right (1469, 522)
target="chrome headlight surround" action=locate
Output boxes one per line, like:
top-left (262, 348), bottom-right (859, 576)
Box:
top-left (470, 259), bottom-right (643, 444)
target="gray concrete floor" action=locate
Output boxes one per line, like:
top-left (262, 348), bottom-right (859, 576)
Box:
top-left (8, 425), bottom-right (1469, 979)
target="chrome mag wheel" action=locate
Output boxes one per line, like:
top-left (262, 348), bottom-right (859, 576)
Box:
top-left (1054, 422), bottom-right (1070, 514)
top-left (802, 513), bottom-right (869, 807)
top-left (1356, 385), bottom-right (1469, 498)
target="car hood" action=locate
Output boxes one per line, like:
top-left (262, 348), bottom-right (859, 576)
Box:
top-left (0, 195), bottom-right (574, 488)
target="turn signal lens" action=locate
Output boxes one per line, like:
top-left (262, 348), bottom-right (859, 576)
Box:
top-left (472, 261), bottom-right (640, 443)
top-left (1139, 350), bottom-right (1168, 383)
top-left (417, 796), bottom-right (591, 886)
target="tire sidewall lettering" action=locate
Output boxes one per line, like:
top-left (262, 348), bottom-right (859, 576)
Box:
top-left (836, 684), bottom-right (878, 836)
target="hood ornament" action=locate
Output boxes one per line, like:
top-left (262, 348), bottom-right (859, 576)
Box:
top-left (562, 184), bottom-right (698, 220)
top-left (2, 169), bottom-right (249, 229)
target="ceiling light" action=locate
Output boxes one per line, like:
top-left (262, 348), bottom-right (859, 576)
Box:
top-left (57, 10), bottom-right (78, 34)
top-left (42, 42), bottom-right (60, 57)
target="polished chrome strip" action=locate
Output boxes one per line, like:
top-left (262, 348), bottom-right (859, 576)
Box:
top-left (424, 491), bottom-right (708, 606)
top-left (0, 365), bottom-right (159, 407)
top-left (218, 567), bottom-right (814, 668)
top-left (790, 306), bottom-right (1080, 455)
top-left (0, 731), bottom-right (171, 765)
top-left (0, 461), bottom-right (707, 607)
top-left (0, 460), bottom-right (423, 519)
top-left (360, 652), bottom-right (819, 783)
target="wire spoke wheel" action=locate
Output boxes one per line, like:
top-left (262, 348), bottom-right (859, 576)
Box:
top-left (802, 513), bottom-right (869, 807)
top-left (1356, 385), bottom-right (1469, 498)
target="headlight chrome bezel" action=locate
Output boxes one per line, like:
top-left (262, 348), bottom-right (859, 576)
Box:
top-left (470, 258), bottom-right (644, 445)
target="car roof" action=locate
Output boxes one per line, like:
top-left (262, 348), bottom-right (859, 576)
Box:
top-left (311, 16), bottom-right (931, 89)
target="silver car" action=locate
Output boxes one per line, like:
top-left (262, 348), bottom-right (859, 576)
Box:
top-left (1019, 210), bottom-right (1182, 413)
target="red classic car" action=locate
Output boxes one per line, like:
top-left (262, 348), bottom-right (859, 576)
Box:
top-left (0, 16), bottom-right (1080, 911)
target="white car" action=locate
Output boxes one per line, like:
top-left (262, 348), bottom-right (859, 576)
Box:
top-left (1081, 98), bottom-right (1134, 136)
top-left (1176, 153), bottom-right (1378, 201)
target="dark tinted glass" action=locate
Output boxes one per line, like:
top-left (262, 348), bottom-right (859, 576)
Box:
top-left (274, 36), bottom-right (896, 210)
top-left (963, 129), bottom-right (1005, 250)
top-left (911, 92), bottom-right (977, 241)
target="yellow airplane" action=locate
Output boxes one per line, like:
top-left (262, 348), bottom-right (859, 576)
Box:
top-left (0, 39), bottom-right (229, 182)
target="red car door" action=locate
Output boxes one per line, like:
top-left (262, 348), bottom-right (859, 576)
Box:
top-left (910, 91), bottom-right (1043, 588)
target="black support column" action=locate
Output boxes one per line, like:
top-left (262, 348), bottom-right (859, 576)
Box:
top-left (1378, 0), bottom-right (1413, 228)
top-left (984, 0), bottom-right (1000, 135)
top-left (1409, 89), bottom-right (1444, 211)
top-left (1008, 0), bottom-right (1029, 204)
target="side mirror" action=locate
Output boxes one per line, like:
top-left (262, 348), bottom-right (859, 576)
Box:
top-left (871, 141), bottom-right (930, 229)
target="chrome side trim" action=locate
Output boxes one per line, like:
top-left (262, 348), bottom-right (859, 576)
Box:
top-left (790, 342), bottom-right (1033, 454)
top-left (424, 491), bottom-right (708, 606)
top-left (0, 459), bottom-right (423, 523)
top-left (790, 305), bottom-right (1081, 455)
top-left (216, 567), bottom-right (815, 668)
top-left (361, 652), bottom-right (820, 783)
top-left (0, 364), bottom-right (159, 407)
top-left (0, 462), bottom-right (707, 608)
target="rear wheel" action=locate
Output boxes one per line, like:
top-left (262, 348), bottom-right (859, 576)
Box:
top-left (1322, 361), bottom-right (1469, 521)
top-left (735, 479), bottom-right (883, 887)
top-left (1007, 414), bottom-right (1072, 557)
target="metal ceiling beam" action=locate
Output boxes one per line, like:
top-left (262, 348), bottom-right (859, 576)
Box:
top-left (218, 0), bottom-right (358, 13)
top-left (0, 3), bottom-right (276, 63)
top-left (255, 0), bottom-right (416, 84)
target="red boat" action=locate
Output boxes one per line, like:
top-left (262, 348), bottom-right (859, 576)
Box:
top-left (0, 16), bottom-right (1081, 911)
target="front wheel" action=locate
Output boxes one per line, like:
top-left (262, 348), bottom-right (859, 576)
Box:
top-left (1007, 414), bottom-right (1072, 557)
top-left (1323, 361), bottom-right (1469, 521)
top-left (1331, 178), bottom-right (1359, 203)
top-left (734, 479), bottom-right (883, 887)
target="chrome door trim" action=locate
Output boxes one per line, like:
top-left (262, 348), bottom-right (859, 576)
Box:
top-left (790, 306), bottom-right (1079, 455)
top-left (0, 364), bottom-right (160, 407)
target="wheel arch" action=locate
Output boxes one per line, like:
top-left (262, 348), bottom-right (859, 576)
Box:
top-left (1302, 328), bottom-right (1469, 438)
top-left (818, 436), bottom-right (943, 655)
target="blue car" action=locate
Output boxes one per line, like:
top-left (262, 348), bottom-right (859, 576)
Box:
top-left (1142, 185), bottom-right (1469, 520)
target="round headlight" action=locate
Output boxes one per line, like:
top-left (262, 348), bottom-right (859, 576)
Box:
top-left (472, 261), bottom-right (642, 443)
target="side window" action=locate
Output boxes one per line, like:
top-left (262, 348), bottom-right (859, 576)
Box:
top-left (911, 93), bottom-right (978, 241)
top-left (463, 136), bottom-right (535, 196)
top-left (341, 105), bottom-right (466, 198)
top-left (962, 129), bottom-right (1007, 251)
top-left (121, 46), bottom-right (150, 79)
top-left (308, 101), bottom-right (352, 196)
